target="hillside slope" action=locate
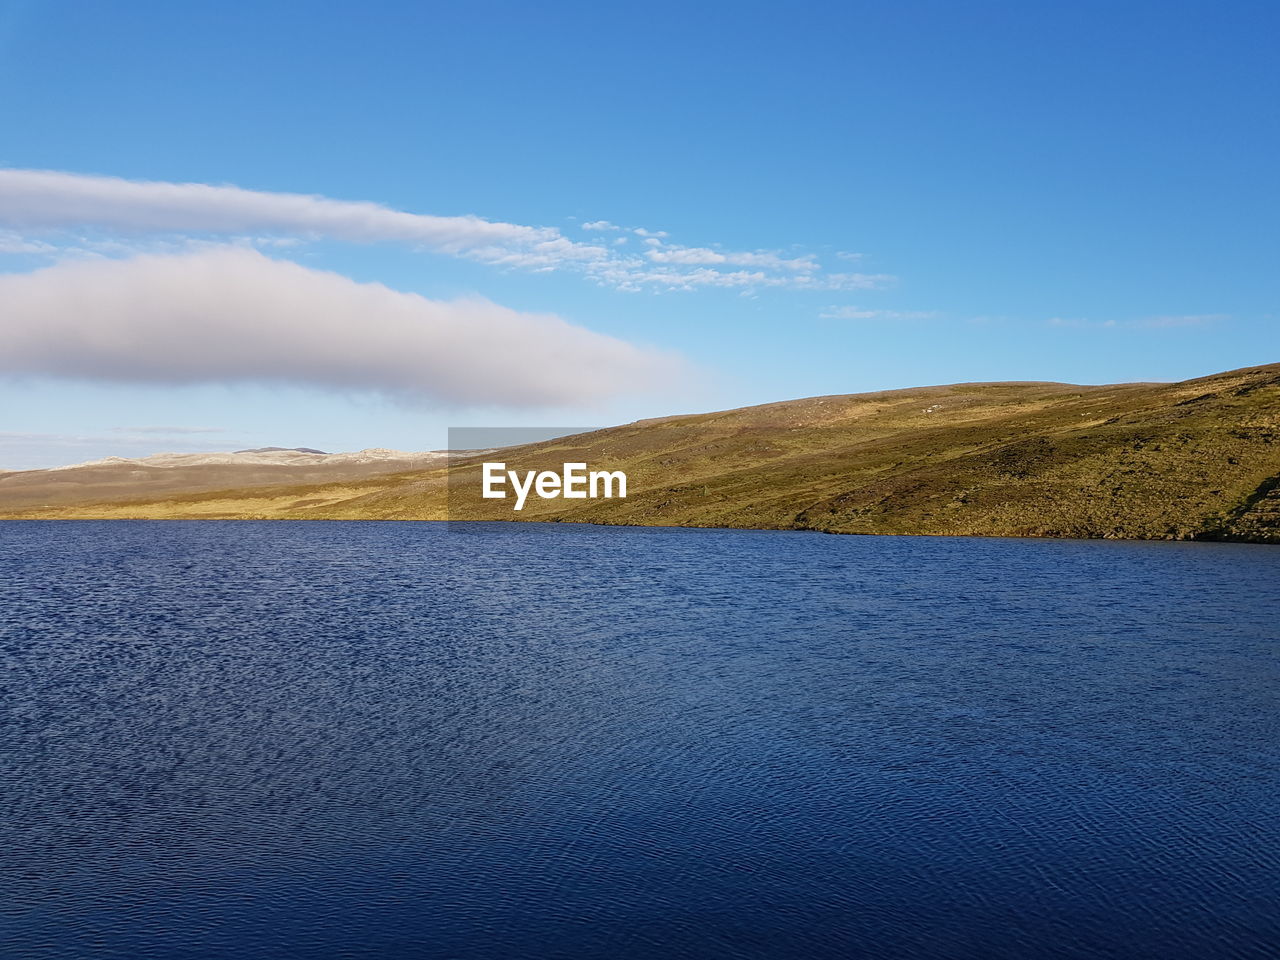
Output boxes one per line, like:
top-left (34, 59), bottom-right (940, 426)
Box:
top-left (0, 448), bottom-right (445, 510)
top-left (5, 364), bottom-right (1278, 543)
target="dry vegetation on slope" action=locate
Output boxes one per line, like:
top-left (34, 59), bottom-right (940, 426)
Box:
top-left (0, 449), bottom-right (445, 510)
top-left (5, 364), bottom-right (1278, 543)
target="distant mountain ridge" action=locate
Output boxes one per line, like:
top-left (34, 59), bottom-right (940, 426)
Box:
top-left (4, 363), bottom-right (1278, 543)
top-left (234, 446), bottom-right (329, 455)
top-left (0, 448), bottom-right (446, 510)
top-left (50, 447), bottom-right (430, 471)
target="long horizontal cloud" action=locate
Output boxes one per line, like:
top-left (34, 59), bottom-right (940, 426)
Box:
top-left (0, 169), bottom-right (892, 292)
top-left (0, 247), bottom-right (682, 405)
top-left (0, 168), bottom-right (606, 266)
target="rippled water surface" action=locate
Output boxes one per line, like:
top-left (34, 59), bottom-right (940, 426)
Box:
top-left (2, 521), bottom-right (1278, 959)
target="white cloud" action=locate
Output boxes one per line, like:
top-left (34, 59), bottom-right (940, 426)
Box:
top-left (645, 243), bottom-right (819, 272)
top-left (0, 168), bottom-right (567, 253)
top-left (0, 230), bottom-right (55, 254)
top-left (0, 247), bottom-right (683, 406)
top-left (823, 273), bottom-right (896, 291)
top-left (587, 262), bottom-right (894, 294)
top-left (0, 168), bottom-right (890, 293)
top-left (645, 245), bottom-right (727, 266)
top-left (821, 306), bottom-right (938, 320)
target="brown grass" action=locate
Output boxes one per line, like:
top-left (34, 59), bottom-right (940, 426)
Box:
top-left (6, 363), bottom-right (1278, 543)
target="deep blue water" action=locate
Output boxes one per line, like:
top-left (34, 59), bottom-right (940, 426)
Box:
top-left (1, 521), bottom-right (1278, 959)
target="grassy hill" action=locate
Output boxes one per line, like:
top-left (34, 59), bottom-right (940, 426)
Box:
top-left (5, 363), bottom-right (1279, 543)
top-left (0, 449), bottom-right (444, 510)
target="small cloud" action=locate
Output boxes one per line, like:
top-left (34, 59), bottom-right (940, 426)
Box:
top-left (646, 244), bottom-right (819, 272)
top-left (581, 220), bottom-right (620, 231)
top-left (823, 273), bottom-right (896, 291)
top-left (633, 227), bottom-right (669, 238)
top-left (835, 251), bottom-right (864, 262)
top-left (821, 306), bottom-right (939, 320)
top-left (234, 235), bottom-right (304, 248)
top-left (646, 245), bottom-right (726, 266)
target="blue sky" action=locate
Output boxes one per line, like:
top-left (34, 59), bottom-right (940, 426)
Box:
top-left (1, 0), bottom-right (1276, 468)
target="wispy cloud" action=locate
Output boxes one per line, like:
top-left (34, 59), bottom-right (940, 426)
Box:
top-left (0, 246), bottom-right (684, 407)
top-left (646, 242), bottom-right (819, 273)
top-left (588, 265), bottom-right (892, 294)
top-left (0, 230), bottom-right (56, 254)
top-left (1048, 314), bottom-right (1227, 330)
top-left (821, 306), bottom-right (938, 320)
top-left (0, 431), bottom-right (103, 442)
top-left (0, 168), bottom-right (562, 253)
top-left (0, 430), bottom-right (239, 469)
top-left (110, 425), bottom-right (228, 435)
top-left (1047, 317), bottom-right (1113, 328)
top-left (0, 169), bottom-right (888, 292)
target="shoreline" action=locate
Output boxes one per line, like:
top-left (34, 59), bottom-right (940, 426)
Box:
top-left (2, 514), bottom-right (1276, 546)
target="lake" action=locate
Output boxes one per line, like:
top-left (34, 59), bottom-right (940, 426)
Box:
top-left (2, 521), bottom-right (1277, 958)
